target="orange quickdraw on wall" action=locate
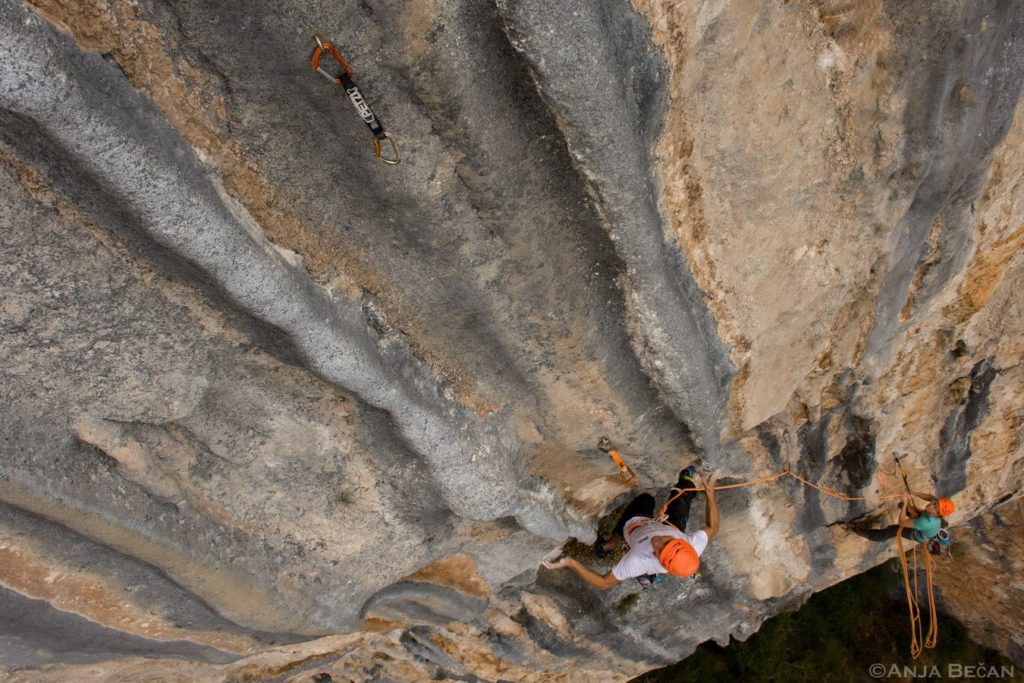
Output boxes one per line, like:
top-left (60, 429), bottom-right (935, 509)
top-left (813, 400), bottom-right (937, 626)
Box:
top-left (608, 449), bottom-right (636, 484)
top-left (311, 35), bottom-right (400, 165)
top-left (598, 437), bottom-right (636, 485)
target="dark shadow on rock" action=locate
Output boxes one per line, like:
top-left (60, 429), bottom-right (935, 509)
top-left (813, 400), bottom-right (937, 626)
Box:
top-left (361, 581), bottom-right (489, 626)
top-left (867, 1), bottom-right (1024, 358)
top-left (935, 357), bottom-right (997, 497)
top-left (0, 585), bottom-right (240, 671)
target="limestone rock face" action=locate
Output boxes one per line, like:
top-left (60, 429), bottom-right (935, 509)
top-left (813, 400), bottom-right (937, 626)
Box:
top-left (935, 496), bottom-right (1024, 666)
top-left (1, 0), bottom-right (1022, 679)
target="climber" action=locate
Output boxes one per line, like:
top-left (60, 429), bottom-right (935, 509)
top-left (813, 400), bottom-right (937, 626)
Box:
top-left (852, 491), bottom-right (954, 548)
top-left (542, 467), bottom-right (719, 589)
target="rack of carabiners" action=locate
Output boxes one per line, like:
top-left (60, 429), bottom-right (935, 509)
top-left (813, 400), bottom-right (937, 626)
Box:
top-left (311, 35), bottom-right (400, 165)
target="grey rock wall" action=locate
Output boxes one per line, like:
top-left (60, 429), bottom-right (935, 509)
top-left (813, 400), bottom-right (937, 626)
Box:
top-left (1, 0), bottom-right (1023, 679)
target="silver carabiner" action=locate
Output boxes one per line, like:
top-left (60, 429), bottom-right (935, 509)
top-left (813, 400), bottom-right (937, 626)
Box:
top-left (373, 132), bottom-right (401, 165)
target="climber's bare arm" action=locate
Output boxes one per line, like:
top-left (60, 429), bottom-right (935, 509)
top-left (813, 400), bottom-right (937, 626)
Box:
top-left (543, 557), bottom-right (620, 590)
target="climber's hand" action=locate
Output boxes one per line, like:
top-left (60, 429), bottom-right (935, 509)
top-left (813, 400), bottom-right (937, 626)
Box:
top-left (700, 470), bottom-right (720, 490)
top-left (542, 557), bottom-right (568, 570)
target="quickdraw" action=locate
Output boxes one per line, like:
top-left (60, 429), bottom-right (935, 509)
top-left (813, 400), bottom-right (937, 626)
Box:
top-left (311, 35), bottom-right (401, 165)
top-left (597, 437), bottom-right (636, 485)
top-left (894, 454), bottom-right (913, 495)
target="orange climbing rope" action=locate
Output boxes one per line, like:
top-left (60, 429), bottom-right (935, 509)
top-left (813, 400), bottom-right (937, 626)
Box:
top-left (654, 461), bottom-right (905, 521)
top-left (891, 494), bottom-right (939, 659)
top-left (886, 458), bottom-right (939, 658)
top-left (895, 526), bottom-right (938, 658)
top-left (628, 458), bottom-right (939, 658)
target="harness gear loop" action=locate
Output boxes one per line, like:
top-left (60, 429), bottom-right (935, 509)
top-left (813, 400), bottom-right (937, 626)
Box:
top-left (311, 35), bottom-right (401, 165)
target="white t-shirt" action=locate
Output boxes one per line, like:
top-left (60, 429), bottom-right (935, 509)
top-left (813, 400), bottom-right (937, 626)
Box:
top-left (611, 516), bottom-right (709, 581)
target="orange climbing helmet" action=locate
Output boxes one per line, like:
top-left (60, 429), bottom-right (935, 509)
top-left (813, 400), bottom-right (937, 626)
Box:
top-left (659, 539), bottom-right (700, 577)
top-left (937, 497), bottom-right (955, 517)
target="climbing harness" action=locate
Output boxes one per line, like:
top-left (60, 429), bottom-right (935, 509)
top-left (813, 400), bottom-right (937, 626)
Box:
top-left (636, 574), bottom-right (666, 589)
top-left (598, 437), bottom-right (636, 485)
top-left (310, 35), bottom-right (401, 164)
top-left (927, 528), bottom-right (952, 556)
top-left (636, 572), bottom-right (699, 589)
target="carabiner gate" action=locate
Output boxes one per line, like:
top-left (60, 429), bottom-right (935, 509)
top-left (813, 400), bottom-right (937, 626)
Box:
top-left (311, 35), bottom-right (353, 83)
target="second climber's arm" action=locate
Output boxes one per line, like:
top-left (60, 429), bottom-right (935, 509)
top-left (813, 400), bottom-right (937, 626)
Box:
top-left (544, 557), bottom-right (620, 590)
